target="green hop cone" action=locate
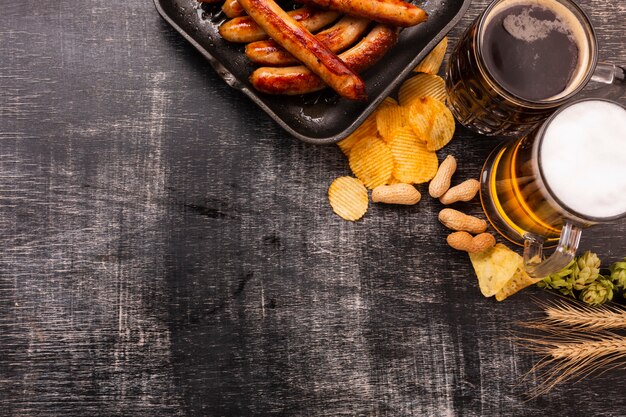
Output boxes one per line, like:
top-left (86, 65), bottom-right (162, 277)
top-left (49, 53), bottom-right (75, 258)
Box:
top-left (536, 259), bottom-right (575, 297)
top-left (580, 276), bottom-right (614, 305)
top-left (571, 251), bottom-right (601, 291)
top-left (609, 257), bottom-right (626, 290)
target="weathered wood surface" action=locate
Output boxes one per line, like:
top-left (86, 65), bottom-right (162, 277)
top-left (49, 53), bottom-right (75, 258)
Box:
top-left (1, 0), bottom-right (626, 415)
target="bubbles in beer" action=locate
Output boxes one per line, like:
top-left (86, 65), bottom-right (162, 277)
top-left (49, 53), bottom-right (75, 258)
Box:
top-left (480, 0), bottom-right (589, 101)
top-left (503, 7), bottom-right (572, 42)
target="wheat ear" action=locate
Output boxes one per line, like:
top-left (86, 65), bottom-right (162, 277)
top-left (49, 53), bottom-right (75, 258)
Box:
top-left (521, 299), bottom-right (626, 331)
top-left (518, 331), bottom-right (626, 397)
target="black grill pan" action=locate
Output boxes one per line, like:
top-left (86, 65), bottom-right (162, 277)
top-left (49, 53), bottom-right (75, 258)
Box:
top-left (153, 0), bottom-right (471, 143)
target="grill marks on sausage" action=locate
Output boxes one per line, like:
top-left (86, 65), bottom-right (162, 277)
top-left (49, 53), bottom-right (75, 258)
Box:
top-left (296, 0), bottom-right (427, 27)
top-left (219, 7), bottom-right (340, 43)
top-left (245, 16), bottom-right (371, 66)
top-left (238, 0), bottom-right (367, 100)
top-left (217, 0), bottom-right (426, 99)
top-left (250, 25), bottom-right (398, 95)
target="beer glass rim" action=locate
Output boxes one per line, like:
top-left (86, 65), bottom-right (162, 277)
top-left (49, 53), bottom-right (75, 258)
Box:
top-left (475, 0), bottom-right (599, 108)
top-left (534, 97), bottom-right (626, 223)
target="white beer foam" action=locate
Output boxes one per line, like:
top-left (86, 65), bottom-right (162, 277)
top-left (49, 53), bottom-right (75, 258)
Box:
top-left (503, 8), bottom-right (572, 42)
top-left (541, 100), bottom-right (626, 219)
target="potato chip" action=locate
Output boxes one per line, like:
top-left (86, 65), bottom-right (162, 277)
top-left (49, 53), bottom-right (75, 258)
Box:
top-left (495, 267), bottom-right (543, 301)
top-left (413, 37), bottom-right (448, 75)
top-left (406, 96), bottom-right (455, 151)
top-left (469, 243), bottom-right (522, 297)
top-left (376, 102), bottom-right (406, 142)
top-left (337, 113), bottom-right (378, 156)
top-left (387, 126), bottom-right (438, 184)
top-left (378, 96), bottom-right (399, 109)
top-left (328, 176), bottom-right (369, 221)
top-left (398, 74), bottom-right (447, 107)
top-left (386, 176), bottom-right (403, 185)
top-left (348, 135), bottom-right (394, 189)
top-left (427, 108), bottom-right (456, 151)
top-left (406, 104), bottom-right (429, 142)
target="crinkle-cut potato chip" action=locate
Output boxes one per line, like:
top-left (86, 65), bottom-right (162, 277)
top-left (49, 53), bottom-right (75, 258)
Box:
top-left (328, 176), bottom-right (369, 221)
top-left (398, 74), bottom-right (447, 107)
top-left (495, 267), bottom-right (543, 301)
top-left (413, 37), bottom-right (448, 75)
top-left (328, 177), bottom-right (369, 221)
top-left (469, 243), bottom-right (522, 297)
top-left (388, 126), bottom-right (438, 184)
top-left (348, 135), bottom-right (394, 189)
top-left (427, 106), bottom-right (455, 151)
top-left (406, 96), bottom-right (455, 151)
top-left (378, 96), bottom-right (399, 109)
top-left (376, 103), bottom-right (405, 142)
top-left (337, 113), bottom-right (378, 156)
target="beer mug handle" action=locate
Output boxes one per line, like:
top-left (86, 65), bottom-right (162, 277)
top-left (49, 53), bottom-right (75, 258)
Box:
top-left (523, 221), bottom-right (583, 278)
top-left (588, 63), bottom-right (626, 98)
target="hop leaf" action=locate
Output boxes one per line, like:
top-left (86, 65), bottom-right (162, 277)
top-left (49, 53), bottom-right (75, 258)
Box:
top-left (549, 277), bottom-right (575, 297)
top-left (580, 276), bottom-right (614, 305)
top-left (537, 259), bottom-right (575, 296)
top-left (571, 251), bottom-right (601, 291)
top-left (609, 257), bottom-right (626, 290)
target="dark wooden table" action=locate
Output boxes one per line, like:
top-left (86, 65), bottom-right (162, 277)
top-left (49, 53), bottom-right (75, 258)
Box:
top-left (2, 0), bottom-right (626, 415)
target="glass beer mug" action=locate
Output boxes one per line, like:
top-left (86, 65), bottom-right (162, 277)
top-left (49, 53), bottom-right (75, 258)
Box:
top-left (480, 99), bottom-right (626, 278)
top-left (445, 0), bottom-right (626, 137)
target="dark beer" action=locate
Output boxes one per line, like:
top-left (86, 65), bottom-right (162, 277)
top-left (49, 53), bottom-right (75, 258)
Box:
top-left (482, 3), bottom-right (585, 101)
top-left (446, 0), bottom-right (596, 137)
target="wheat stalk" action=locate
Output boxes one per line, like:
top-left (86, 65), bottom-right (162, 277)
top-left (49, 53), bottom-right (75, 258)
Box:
top-left (521, 298), bottom-right (626, 331)
top-left (518, 331), bottom-right (626, 397)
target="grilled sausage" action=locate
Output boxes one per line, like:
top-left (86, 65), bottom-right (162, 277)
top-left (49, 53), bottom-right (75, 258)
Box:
top-left (218, 7), bottom-right (340, 43)
top-left (296, 0), bottom-right (427, 27)
top-left (238, 0), bottom-right (367, 100)
top-left (250, 24), bottom-right (398, 96)
top-left (221, 0), bottom-right (245, 18)
top-left (245, 16), bottom-right (370, 66)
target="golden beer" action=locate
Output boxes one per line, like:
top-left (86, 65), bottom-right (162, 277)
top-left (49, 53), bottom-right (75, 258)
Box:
top-left (481, 135), bottom-right (565, 246)
top-left (480, 99), bottom-right (626, 256)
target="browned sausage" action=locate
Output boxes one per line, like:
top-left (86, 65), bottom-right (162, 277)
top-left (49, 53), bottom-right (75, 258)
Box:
top-left (218, 7), bottom-right (340, 43)
top-left (221, 0), bottom-right (245, 18)
top-left (237, 0), bottom-right (367, 100)
top-left (296, 0), bottom-right (427, 27)
top-left (250, 24), bottom-right (398, 96)
top-left (245, 16), bottom-right (370, 66)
